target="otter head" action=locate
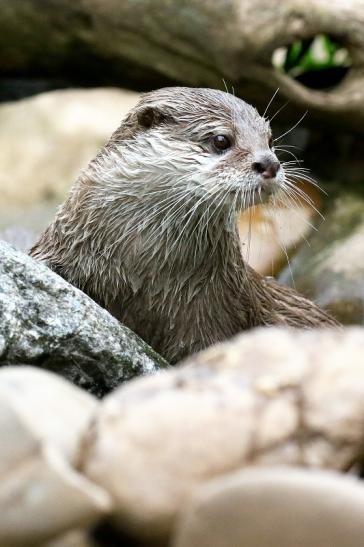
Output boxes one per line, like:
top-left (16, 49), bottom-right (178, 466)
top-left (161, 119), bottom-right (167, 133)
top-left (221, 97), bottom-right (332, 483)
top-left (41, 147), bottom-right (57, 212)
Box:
top-left (97, 87), bottom-right (285, 218)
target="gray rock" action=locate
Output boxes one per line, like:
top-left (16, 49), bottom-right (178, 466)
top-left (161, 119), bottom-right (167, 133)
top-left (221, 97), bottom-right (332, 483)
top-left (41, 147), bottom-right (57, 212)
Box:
top-left (173, 468), bottom-right (364, 547)
top-left (280, 193), bottom-right (364, 325)
top-left (0, 241), bottom-right (168, 397)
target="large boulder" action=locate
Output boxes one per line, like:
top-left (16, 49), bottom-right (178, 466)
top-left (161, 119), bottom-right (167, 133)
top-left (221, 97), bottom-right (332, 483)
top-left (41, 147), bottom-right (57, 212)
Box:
top-left (0, 241), bottom-right (168, 396)
top-left (1, 0), bottom-right (364, 133)
top-left (82, 326), bottom-right (364, 542)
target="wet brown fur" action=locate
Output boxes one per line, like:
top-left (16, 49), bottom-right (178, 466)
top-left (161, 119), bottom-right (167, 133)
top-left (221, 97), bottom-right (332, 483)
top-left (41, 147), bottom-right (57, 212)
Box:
top-left (30, 87), bottom-right (339, 363)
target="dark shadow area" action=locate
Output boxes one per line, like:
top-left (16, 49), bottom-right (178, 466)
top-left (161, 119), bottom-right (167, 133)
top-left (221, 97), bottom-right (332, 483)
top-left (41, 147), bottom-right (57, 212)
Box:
top-left (294, 66), bottom-right (350, 90)
top-left (0, 55), bottom-right (181, 102)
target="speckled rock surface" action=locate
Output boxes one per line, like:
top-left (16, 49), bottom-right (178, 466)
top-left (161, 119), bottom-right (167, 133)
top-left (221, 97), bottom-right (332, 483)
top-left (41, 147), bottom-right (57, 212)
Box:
top-left (0, 241), bottom-right (168, 396)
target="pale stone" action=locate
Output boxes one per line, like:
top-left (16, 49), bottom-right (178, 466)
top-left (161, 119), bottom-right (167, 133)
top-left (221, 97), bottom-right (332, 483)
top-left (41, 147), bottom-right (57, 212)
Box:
top-left (0, 446), bottom-right (110, 547)
top-left (0, 367), bottom-right (111, 547)
top-left (0, 366), bottom-right (97, 467)
top-left (0, 88), bottom-right (139, 212)
top-left (83, 327), bottom-right (364, 541)
top-left (173, 468), bottom-right (364, 547)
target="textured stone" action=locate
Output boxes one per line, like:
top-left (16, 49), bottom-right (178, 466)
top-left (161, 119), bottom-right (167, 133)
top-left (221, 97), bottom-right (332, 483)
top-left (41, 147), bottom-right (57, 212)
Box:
top-left (0, 241), bottom-right (168, 396)
top-left (83, 327), bottom-right (364, 541)
top-left (173, 468), bottom-right (364, 547)
top-left (0, 366), bottom-right (97, 469)
top-left (0, 366), bottom-right (111, 547)
top-left (280, 193), bottom-right (364, 325)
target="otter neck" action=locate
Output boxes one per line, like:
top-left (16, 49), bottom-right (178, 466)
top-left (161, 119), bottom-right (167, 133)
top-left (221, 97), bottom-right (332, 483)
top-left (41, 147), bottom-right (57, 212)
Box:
top-left (41, 173), bottom-right (255, 299)
top-left (32, 174), bottom-right (267, 362)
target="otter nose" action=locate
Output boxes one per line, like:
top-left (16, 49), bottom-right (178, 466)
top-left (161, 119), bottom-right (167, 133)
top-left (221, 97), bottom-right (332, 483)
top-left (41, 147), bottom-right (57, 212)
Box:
top-left (252, 156), bottom-right (280, 179)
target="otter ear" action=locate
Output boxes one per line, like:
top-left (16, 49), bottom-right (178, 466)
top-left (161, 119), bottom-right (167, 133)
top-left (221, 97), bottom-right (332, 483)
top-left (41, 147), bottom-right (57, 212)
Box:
top-left (136, 105), bottom-right (174, 129)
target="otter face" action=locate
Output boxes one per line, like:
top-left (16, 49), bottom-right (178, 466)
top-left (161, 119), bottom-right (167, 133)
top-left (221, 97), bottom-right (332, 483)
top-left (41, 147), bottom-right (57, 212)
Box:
top-left (122, 87), bottom-right (286, 215)
top-left (195, 114), bottom-right (285, 211)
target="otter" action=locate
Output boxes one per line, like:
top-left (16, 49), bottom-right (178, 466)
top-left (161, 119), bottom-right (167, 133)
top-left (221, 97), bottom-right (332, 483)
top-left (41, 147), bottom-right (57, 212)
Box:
top-left (30, 87), bottom-right (338, 363)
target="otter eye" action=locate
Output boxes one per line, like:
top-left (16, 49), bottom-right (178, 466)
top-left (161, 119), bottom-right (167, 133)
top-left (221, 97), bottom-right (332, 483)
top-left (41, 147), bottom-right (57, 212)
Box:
top-left (268, 136), bottom-right (274, 149)
top-left (212, 134), bottom-right (231, 152)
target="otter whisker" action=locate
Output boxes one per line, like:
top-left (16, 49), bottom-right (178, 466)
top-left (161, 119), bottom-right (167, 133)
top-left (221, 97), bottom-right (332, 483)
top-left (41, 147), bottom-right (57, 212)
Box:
top-left (263, 87), bottom-right (280, 119)
top-left (99, 189), bottom-right (195, 258)
top-left (283, 165), bottom-right (328, 197)
top-left (284, 184), bottom-right (325, 223)
top-left (221, 78), bottom-right (230, 95)
top-left (274, 192), bottom-right (316, 251)
top-left (265, 193), bottom-right (296, 283)
top-left (244, 186), bottom-right (254, 264)
top-left (286, 176), bottom-right (328, 208)
top-left (268, 100), bottom-right (290, 124)
top-left (163, 186), bottom-right (222, 268)
top-left (276, 148), bottom-right (303, 165)
top-left (282, 178), bottom-right (319, 209)
top-left (277, 186), bottom-right (319, 232)
top-left (282, 160), bottom-right (305, 165)
top-left (274, 111), bottom-right (308, 143)
top-left (275, 144), bottom-right (301, 150)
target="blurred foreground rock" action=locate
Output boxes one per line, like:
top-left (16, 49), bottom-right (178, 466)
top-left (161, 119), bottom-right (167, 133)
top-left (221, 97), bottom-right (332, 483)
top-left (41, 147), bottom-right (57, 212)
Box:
top-left (0, 241), bottom-right (167, 396)
top-left (2, 328), bottom-right (364, 545)
top-left (0, 367), bottom-right (110, 547)
top-left (280, 193), bottom-right (364, 324)
top-left (173, 468), bottom-right (364, 547)
top-left (83, 327), bottom-right (364, 542)
top-left (1, 1), bottom-right (364, 133)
